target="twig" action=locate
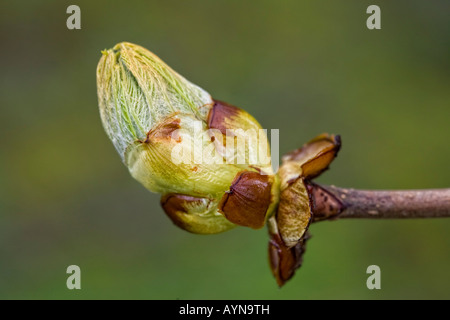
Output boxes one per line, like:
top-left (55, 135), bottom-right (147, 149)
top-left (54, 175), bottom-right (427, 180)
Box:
top-left (309, 183), bottom-right (450, 221)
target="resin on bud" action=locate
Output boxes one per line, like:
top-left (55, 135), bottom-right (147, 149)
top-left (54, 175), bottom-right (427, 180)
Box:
top-left (97, 42), bottom-right (279, 234)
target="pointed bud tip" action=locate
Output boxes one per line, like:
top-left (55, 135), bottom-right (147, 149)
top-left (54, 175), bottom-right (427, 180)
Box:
top-left (96, 41), bottom-right (213, 161)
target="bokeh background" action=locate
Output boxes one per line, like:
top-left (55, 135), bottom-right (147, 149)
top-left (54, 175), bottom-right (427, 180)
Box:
top-left (1, 0), bottom-right (449, 299)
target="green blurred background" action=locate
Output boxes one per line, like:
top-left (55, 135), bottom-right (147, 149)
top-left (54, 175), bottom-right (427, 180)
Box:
top-left (1, 0), bottom-right (449, 299)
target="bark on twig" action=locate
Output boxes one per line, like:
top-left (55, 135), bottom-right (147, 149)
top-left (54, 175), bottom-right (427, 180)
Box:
top-left (308, 183), bottom-right (450, 221)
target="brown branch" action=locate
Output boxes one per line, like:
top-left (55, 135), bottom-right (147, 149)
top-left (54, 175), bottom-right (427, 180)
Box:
top-left (307, 182), bottom-right (450, 221)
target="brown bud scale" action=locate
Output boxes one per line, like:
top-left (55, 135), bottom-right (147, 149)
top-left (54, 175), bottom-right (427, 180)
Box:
top-left (219, 171), bottom-right (272, 229)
